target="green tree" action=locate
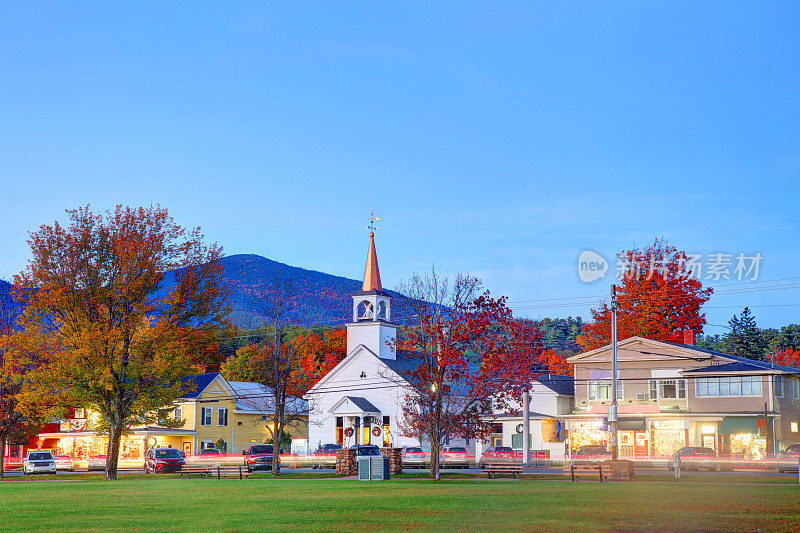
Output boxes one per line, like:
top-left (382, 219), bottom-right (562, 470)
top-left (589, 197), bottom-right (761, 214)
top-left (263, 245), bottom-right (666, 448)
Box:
top-left (723, 307), bottom-right (768, 359)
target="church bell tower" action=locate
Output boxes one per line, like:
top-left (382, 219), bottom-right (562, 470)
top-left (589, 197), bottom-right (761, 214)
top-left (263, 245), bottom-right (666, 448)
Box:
top-left (346, 226), bottom-right (397, 360)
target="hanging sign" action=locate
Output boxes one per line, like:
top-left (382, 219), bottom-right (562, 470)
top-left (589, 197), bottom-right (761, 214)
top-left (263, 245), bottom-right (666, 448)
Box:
top-left (516, 424), bottom-right (524, 435)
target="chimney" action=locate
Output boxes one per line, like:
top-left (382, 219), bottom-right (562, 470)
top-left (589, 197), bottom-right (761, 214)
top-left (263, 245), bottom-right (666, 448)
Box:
top-left (683, 330), bottom-right (696, 346)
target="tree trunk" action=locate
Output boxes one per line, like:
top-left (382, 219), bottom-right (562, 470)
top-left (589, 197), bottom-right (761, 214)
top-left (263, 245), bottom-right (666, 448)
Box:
top-left (0, 435), bottom-right (5, 480)
top-left (429, 440), bottom-right (440, 480)
top-left (272, 424), bottom-right (282, 476)
top-left (105, 423), bottom-right (123, 481)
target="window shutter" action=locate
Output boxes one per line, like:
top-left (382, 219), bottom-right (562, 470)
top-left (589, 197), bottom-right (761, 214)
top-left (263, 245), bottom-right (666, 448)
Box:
top-left (224, 409), bottom-right (228, 426)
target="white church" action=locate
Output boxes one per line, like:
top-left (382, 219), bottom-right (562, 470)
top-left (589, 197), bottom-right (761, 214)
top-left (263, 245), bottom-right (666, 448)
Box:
top-left (305, 231), bottom-right (428, 451)
top-left (304, 232), bottom-right (573, 459)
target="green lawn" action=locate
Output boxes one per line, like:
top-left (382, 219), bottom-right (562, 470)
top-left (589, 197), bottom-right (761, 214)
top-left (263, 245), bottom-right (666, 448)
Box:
top-left (0, 478), bottom-right (798, 532)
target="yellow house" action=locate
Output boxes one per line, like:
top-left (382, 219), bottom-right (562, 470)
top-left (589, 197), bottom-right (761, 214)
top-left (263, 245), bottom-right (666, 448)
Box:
top-left (37, 372), bottom-right (308, 465)
top-left (176, 372), bottom-right (309, 455)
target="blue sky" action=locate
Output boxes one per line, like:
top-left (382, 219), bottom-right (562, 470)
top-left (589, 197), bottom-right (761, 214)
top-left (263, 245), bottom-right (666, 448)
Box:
top-left (1, 2), bottom-right (798, 330)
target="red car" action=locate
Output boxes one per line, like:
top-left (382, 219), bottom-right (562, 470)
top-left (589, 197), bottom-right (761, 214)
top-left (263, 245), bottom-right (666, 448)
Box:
top-left (144, 448), bottom-right (185, 474)
top-left (243, 444), bottom-right (276, 473)
top-left (311, 444), bottom-right (342, 468)
top-left (480, 446), bottom-right (518, 467)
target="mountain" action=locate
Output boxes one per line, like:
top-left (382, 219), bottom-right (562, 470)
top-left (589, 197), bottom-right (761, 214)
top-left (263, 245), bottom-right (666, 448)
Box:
top-left (218, 254), bottom-right (398, 328)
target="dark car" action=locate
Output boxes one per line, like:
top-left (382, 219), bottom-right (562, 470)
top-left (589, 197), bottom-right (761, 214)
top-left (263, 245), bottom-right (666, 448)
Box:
top-left (145, 447), bottom-right (185, 474)
top-left (776, 444), bottom-right (800, 473)
top-left (439, 446), bottom-right (471, 468)
top-left (351, 445), bottom-right (382, 457)
top-left (571, 445), bottom-right (611, 464)
top-left (668, 447), bottom-right (719, 471)
top-left (243, 444), bottom-right (275, 473)
top-left (401, 446), bottom-right (427, 468)
top-left (479, 446), bottom-right (518, 467)
top-left (312, 444), bottom-right (342, 468)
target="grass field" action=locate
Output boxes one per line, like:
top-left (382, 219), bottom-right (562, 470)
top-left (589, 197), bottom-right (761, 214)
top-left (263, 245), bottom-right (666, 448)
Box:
top-left (1, 478), bottom-right (798, 532)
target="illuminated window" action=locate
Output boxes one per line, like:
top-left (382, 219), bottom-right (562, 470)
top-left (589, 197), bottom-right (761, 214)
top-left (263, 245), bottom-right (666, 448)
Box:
top-left (791, 422), bottom-right (798, 433)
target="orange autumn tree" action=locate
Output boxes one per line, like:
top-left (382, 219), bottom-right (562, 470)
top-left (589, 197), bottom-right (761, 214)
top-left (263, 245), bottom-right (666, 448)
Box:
top-left (9, 205), bottom-right (228, 481)
top-left (297, 328), bottom-right (346, 388)
top-left (577, 239), bottom-right (713, 351)
top-left (773, 347), bottom-right (800, 367)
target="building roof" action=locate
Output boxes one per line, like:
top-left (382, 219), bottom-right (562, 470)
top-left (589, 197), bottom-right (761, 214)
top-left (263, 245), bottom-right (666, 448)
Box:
top-left (343, 396), bottom-right (381, 413)
top-left (380, 350), bottom-right (421, 376)
top-left (179, 372), bottom-right (220, 399)
top-left (362, 232), bottom-right (382, 292)
top-left (536, 374), bottom-right (574, 396)
top-left (661, 341), bottom-right (800, 375)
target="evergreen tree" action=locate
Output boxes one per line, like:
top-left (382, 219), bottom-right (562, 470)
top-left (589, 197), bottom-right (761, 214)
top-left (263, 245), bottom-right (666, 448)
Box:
top-left (723, 307), bottom-right (768, 359)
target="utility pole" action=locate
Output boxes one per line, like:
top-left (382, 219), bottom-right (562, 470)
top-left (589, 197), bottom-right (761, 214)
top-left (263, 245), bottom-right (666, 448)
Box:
top-left (522, 388), bottom-right (530, 466)
top-left (610, 284), bottom-right (619, 461)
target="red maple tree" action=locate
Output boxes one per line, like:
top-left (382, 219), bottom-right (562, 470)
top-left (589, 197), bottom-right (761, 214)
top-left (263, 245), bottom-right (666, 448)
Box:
top-left (773, 347), bottom-right (800, 367)
top-left (393, 271), bottom-right (543, 479)
top-left (577, 239), bottom-right (713, 351)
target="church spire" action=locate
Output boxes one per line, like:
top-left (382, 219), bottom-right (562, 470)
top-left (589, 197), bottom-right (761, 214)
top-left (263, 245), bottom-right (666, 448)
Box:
top-left (362, 231), bottom-right (382, 292)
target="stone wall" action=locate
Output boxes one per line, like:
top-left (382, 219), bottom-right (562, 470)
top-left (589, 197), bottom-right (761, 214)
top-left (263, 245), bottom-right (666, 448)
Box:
top-left (381, 447), bottom-right (403, 475)
top-left (336, 449), bottom-right (357, 476)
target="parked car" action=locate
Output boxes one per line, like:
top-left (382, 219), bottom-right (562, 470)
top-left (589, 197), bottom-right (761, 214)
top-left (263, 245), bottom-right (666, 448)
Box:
top-left (88, 454), bottom-right (107, 471)
top-left (23, 450), bottom-right (57, 475)
top-left (144, 448), bottom-right (185, 474)
top-left (401, 446), bottom-right (427, 468)
top-left (243, 444), bottom-right (275, 473)
top-left (312, 444), bottom-right (342, 468)
top-left (479, 446), bottom-right (518, 467)
top-left (439, 446), bottom-right (471, 468)
top-left (776, 444), bottom-right (800, 473)
top-left (54, 455), bottom-right (75, 472)
top-left (668, 447), bottom-right (719, 471)
top-left (570, 445), bottom-right (611, 464)
top-left (193, 448), bottom-right (222, 464)
top-left (351, 445), bottom-right (382, 457)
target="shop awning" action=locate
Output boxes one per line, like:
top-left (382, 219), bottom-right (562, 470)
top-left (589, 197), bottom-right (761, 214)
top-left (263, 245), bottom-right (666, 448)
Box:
top-left (617, 418), bottom-right (646, 431)
top-left (717, 416), bottom-right (759, 435)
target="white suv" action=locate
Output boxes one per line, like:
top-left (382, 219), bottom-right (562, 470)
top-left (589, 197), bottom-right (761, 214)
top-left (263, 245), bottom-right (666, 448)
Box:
top-left (23, 450), bottom-right (57, 475)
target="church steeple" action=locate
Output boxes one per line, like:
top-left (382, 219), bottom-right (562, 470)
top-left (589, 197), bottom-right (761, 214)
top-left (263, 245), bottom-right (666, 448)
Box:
top-left (362, 232), bottom-right (382, 292)
top-left (346, 219), bottom-right (397, 360)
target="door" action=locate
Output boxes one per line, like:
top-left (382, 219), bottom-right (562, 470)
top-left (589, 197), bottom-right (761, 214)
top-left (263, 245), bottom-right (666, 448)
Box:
top-left (634, 431), bottom-right (648, 458)
top-left (619, 431), bottom-right (634, 458)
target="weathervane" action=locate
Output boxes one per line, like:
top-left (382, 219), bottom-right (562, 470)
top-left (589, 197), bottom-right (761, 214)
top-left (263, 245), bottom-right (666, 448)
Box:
top-left (366, 212), bottom-right (380, 233)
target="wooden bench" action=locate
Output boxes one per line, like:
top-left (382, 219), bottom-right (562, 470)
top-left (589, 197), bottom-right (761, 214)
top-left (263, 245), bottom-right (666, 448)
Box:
top-left (484, 461), bottom-right (524, 479)
top-left (180, 465), bottom-right (249, 480)
top-left (564, 463), bottom-right (605, 482)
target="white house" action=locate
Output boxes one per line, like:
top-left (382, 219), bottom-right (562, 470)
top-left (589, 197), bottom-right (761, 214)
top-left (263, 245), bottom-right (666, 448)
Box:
top-left (480, 374), bottom-right (574, 461)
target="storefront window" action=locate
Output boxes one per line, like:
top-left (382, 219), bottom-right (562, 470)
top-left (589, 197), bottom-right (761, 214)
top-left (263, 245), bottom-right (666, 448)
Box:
top-left (650, 420), bottom-right (686, 458)
top-left (568, 421), bottom-right (607, 450)
top-left (729, 433), bottom-right (766, 460)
